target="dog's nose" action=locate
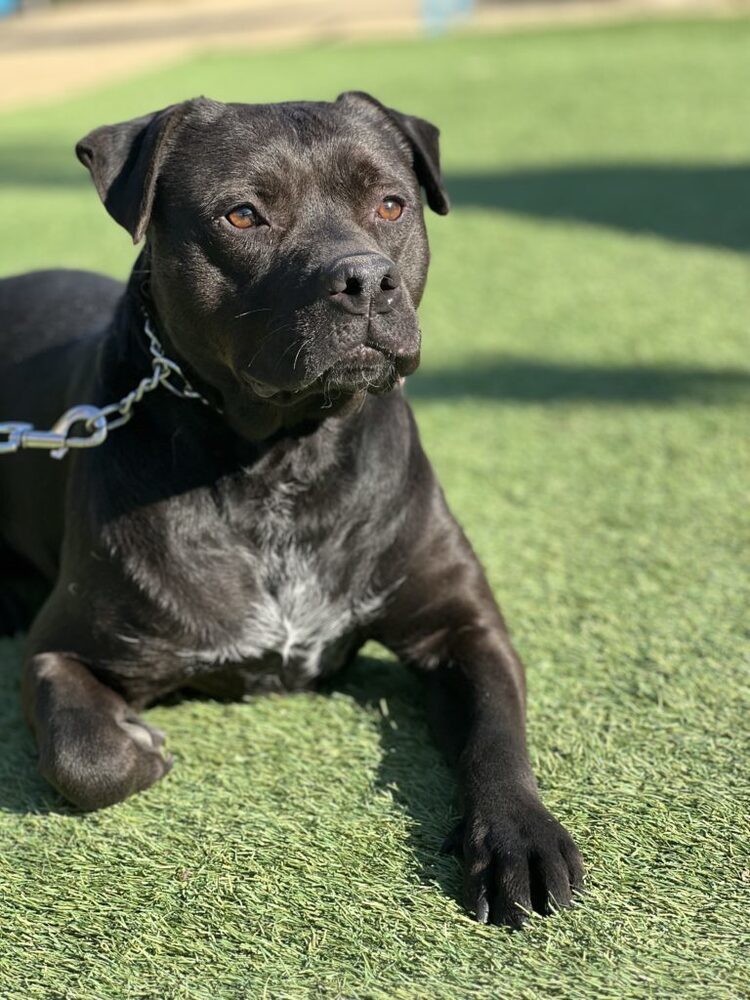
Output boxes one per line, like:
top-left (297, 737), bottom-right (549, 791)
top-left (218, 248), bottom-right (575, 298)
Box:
top-left (324, 254), bottom-right (401, 315)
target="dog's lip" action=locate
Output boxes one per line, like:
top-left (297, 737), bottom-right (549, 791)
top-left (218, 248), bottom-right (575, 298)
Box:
top-left (239, 371), bottom-right (319, 405)
top-left (240, 344), bottom-right (407, 403)
top-left (337, 344), bottom-right (384, 368)
top-left (242, 375), bottom-right (279, 398)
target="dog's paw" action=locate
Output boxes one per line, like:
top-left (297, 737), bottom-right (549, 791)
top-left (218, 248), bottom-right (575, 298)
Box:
top-left (443, 796), bottom-right (584, 928)
top-left (39, 708), bottom-right (173, 812)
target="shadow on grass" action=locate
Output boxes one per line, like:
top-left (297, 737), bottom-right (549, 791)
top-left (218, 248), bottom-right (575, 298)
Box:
top-left (334, 656), bottom-right (465, 913)
top-left (0, 639), bottom-right (68, 816)
top-left (408, 359), bottom-right (750, 405)
top-left (446, 163), bottom-right (750, 253)
top-left (0, 644), bottom-right (466, 918)
top-left (1, 148), bottom-right (749, 257)
top-left (0, 143), bottom-right (86, 189)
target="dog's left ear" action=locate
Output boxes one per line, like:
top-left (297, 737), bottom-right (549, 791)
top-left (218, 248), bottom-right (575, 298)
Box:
top-left (338, 91), bottom-right (450, 215)
top-left (75, 101), bottom-right (190, 243)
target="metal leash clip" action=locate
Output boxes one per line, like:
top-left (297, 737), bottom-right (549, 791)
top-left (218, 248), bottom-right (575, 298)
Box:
top-left (0, 421), bottom-right (33, 455)
top-left (0, 315), bottom-right (215, 461)
top-left (0, 404), bottom-right (108, 459)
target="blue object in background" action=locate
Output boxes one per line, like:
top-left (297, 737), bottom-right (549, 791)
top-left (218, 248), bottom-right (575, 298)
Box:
top-left (422, 0), bottom-right (475, 34)
top-left (0, 0), bottom-right (19, 16)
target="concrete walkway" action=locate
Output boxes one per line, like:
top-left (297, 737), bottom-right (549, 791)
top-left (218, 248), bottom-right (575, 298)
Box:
top-left (0, 0), bottom-right (748, 112)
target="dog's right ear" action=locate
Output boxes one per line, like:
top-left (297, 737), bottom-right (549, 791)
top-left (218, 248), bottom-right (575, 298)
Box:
top-left (337, 91), bottom-right (450, 216)
top-left (75, 102), bottom-right (188, 244)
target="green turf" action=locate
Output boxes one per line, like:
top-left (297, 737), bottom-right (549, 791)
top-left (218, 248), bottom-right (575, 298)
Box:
top-left (1, 16), bottom-right (749, 1000)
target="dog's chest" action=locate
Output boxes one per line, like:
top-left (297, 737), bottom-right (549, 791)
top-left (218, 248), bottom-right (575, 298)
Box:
top-left (162, 480), bottom-right (387, 689)
top-left (197, 546), bottom-right (380, 683)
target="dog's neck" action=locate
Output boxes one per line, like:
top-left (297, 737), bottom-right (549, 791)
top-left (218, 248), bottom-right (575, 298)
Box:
top-left (102, 264), bottom-right (377, 462)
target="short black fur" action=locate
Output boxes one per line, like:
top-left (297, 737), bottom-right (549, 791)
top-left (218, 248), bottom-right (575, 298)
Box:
top-left (0, 93), bottom-right (582, 926)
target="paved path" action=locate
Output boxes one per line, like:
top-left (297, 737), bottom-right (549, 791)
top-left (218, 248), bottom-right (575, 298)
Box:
top-left (0, 0), bottom-right (747, 112)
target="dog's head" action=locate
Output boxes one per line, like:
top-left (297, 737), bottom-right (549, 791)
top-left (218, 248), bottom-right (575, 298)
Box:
top-left (76, 94), bottom-right (449, 435)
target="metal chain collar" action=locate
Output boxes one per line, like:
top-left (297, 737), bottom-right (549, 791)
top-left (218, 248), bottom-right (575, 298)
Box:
top-left (0, 316), bottom-right (212, 460)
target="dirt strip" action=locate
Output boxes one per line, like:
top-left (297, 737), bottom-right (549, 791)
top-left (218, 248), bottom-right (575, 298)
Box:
top-left (1, 0), bottom-right (748, 112)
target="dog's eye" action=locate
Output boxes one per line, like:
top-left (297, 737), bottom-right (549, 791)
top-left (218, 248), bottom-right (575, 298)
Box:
top-left (377, 197), bottom-right (404, 222)
top-left (226, 205), bottom-right (259, 229)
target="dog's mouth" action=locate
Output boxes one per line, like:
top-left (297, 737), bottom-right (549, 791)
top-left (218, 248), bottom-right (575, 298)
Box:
top-left (241, 344), bottom-right (409, 406)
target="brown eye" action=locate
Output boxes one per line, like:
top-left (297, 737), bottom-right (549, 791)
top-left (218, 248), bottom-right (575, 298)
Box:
top-left (377, 197), bottom-right (404, 222)
top-left (226, 205), bottom-right (259, 229)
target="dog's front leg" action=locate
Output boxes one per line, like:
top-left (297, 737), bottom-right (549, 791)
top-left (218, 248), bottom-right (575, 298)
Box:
top-left (22, 652), bottom-right (172, 811)
top-left (373, 512), bottom-right (583, 927)
top-left (427, 627), bottom-right (583, 927)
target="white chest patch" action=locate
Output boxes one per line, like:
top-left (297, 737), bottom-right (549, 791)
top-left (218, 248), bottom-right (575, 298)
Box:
top-left (178, 544), bottom-right (386, 679)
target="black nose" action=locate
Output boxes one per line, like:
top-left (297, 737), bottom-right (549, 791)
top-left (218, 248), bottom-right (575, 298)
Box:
top-left (324, 253), bottom-right (402, 315)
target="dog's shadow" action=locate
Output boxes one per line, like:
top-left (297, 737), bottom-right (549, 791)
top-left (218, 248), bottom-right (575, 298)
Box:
top-left (0, 639), bottom-right (66, 815)
top-left (330, 654), bottom-right (464, 908)
top-left (0, 644), bottom-right (464, 907)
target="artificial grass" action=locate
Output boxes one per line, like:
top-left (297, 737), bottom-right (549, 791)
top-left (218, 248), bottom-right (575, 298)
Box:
top-left (1, 16), bottom-right (749, 1000)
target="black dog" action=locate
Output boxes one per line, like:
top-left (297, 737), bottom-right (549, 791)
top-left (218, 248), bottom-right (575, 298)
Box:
top-left (0, 93), bottom-right (582, 927)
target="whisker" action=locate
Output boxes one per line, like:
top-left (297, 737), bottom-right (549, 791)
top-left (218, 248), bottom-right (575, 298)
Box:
top-left (271, 334), bottom-right (306, 379)
top-left (246, 321), bottom-right (300, 378)
top-left (292, 341), bottom-right (306, 375)
top-left (277, 333), bottom-right (305, 363)
top-left (246, 326), bottom-right (283, 371)
top-left (234, 307), bottom-right (273, 320)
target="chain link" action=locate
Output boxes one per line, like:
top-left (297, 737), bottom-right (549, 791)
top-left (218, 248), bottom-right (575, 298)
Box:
top-left (0, 316), bottom-right (214, 460)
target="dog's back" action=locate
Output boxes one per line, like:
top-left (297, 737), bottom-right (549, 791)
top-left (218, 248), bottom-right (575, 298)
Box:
top-left (0, 270), bottom-right (122, 580)
top-left (0, 269), bottom-right (121, 369)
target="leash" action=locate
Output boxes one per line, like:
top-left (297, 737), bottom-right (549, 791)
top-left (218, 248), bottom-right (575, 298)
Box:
top-left (0, 316), bottom-right (213, 460)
